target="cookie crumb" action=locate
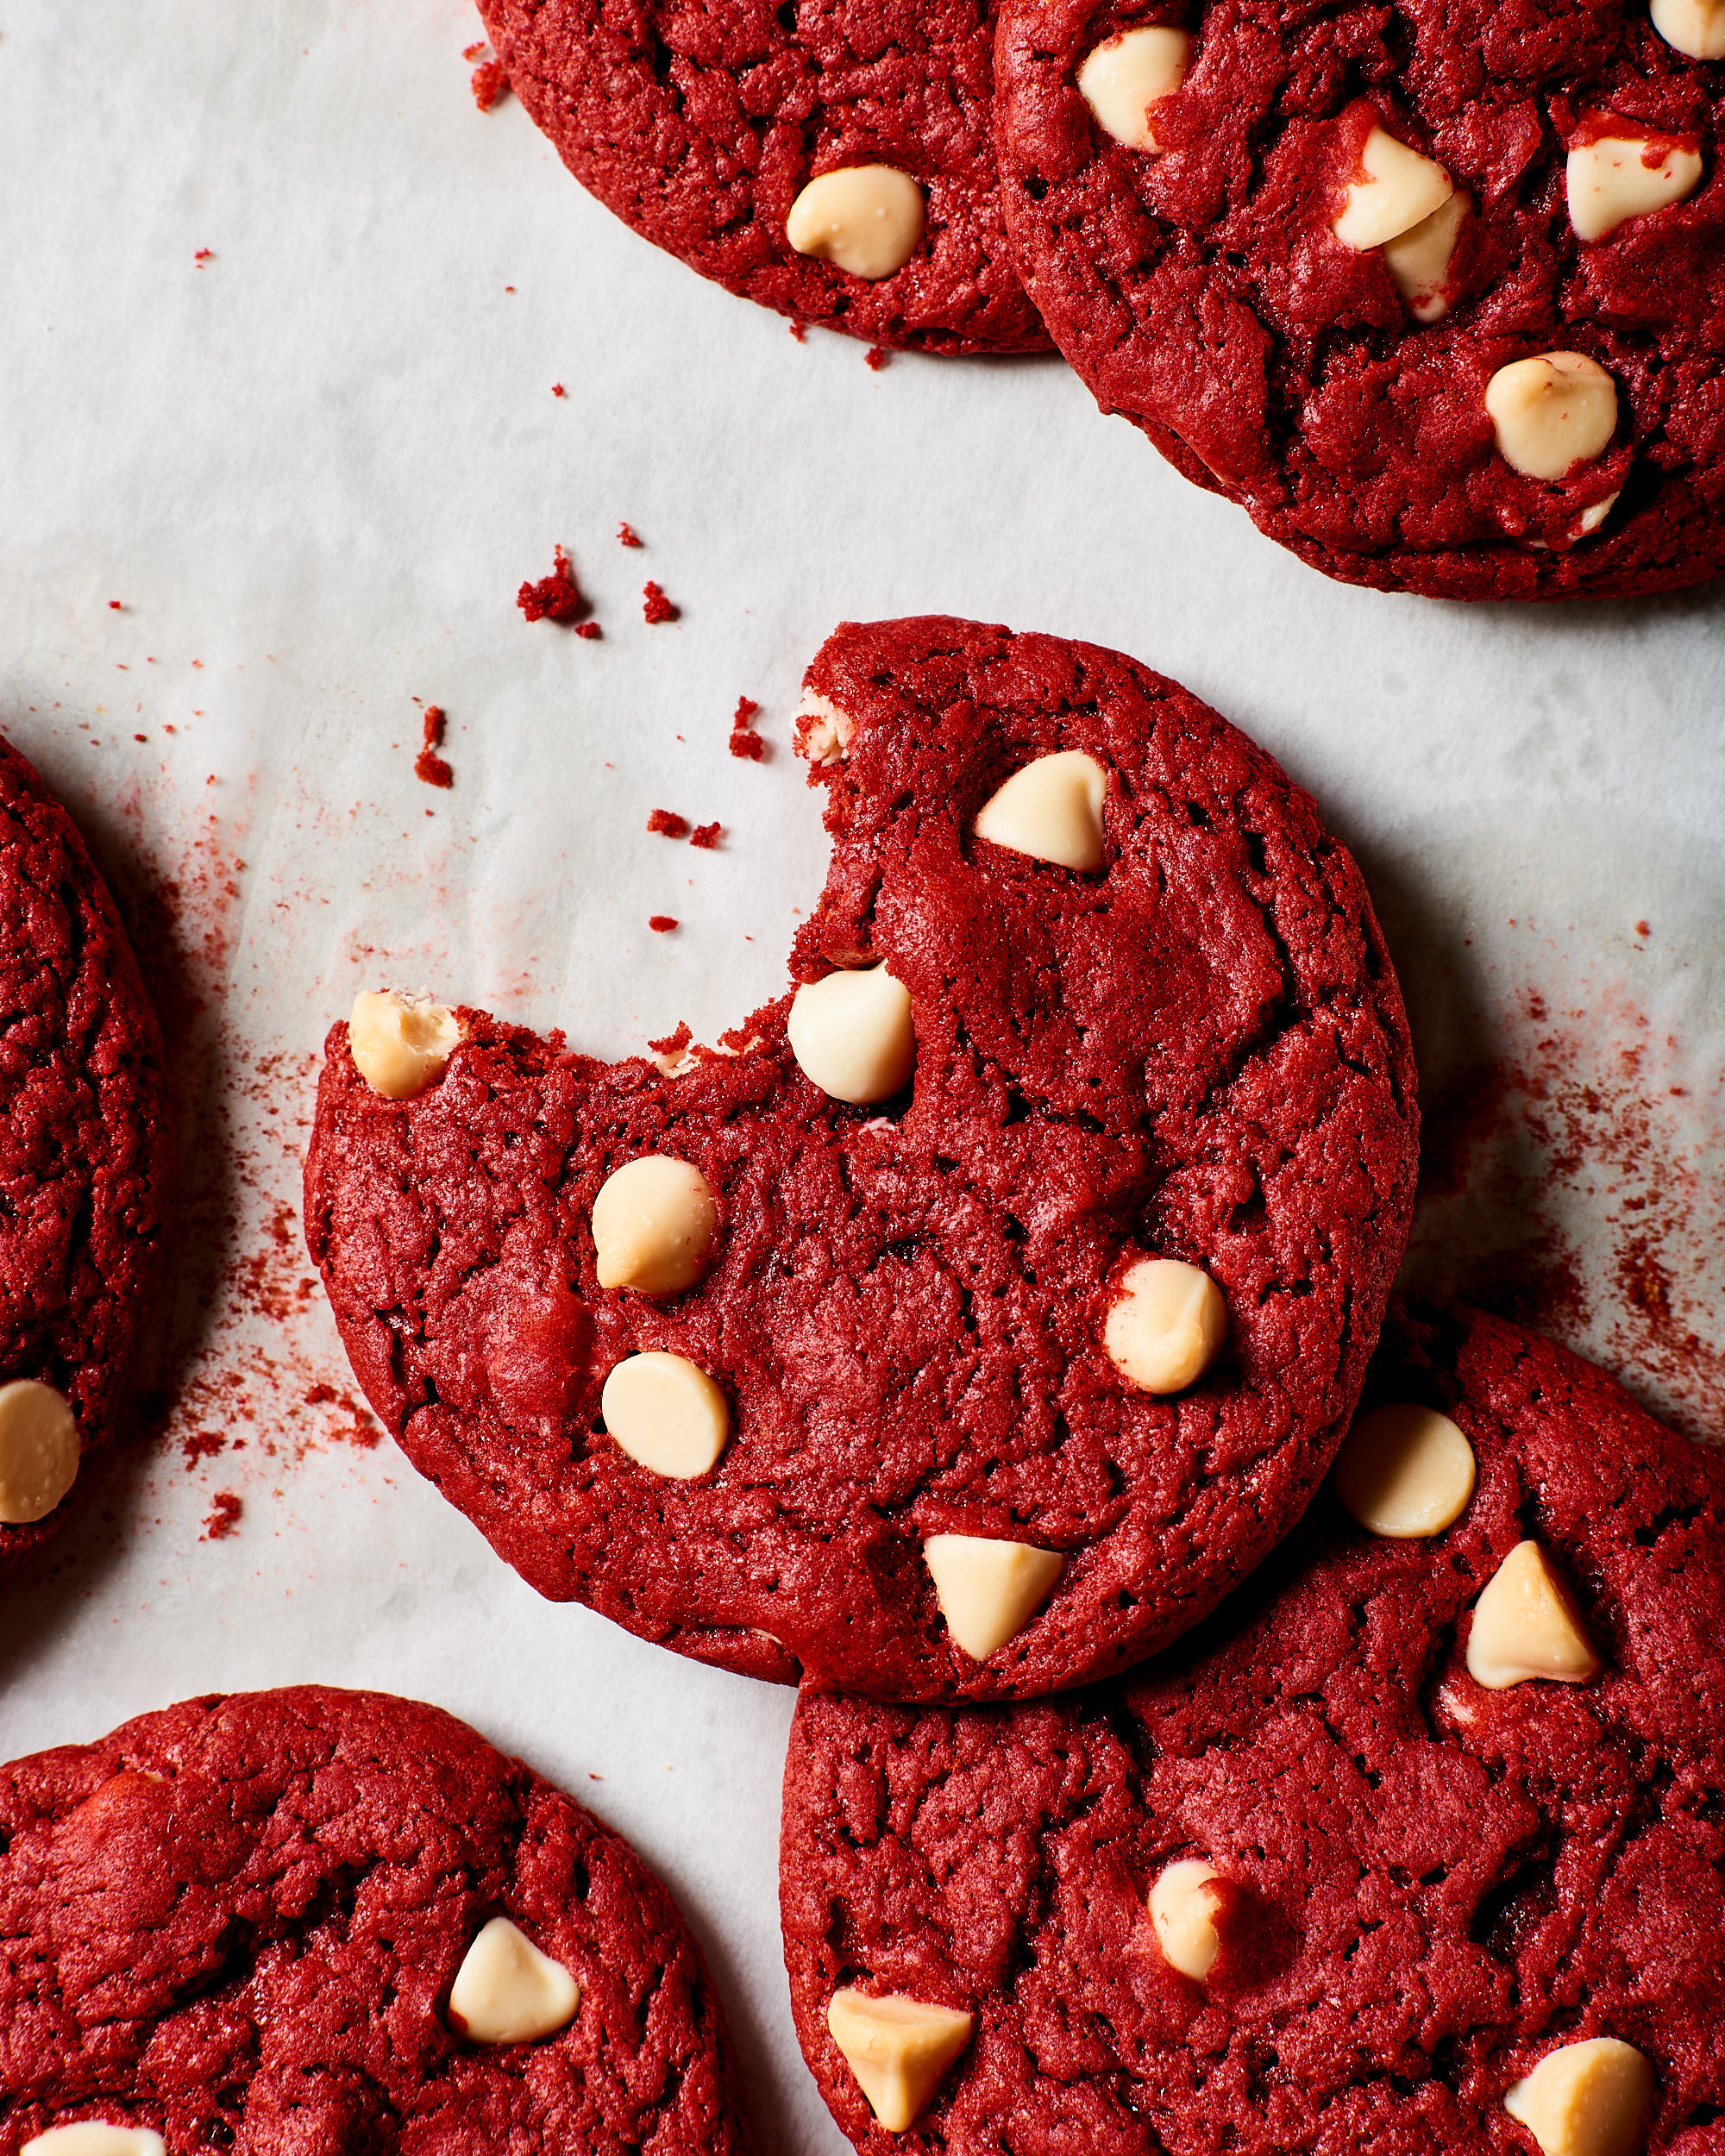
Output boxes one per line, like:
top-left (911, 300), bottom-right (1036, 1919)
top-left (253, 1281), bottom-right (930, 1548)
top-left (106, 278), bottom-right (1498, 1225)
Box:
top-left (414, 705), bottom-right (454, 789)
top-left (194, 248), bottom-right (213, 266)
top-left (203, 1491), bottom-right (242, 1540)
top-left (108, 599), bottom-right (123, 611)
top-left (864, 345), bottom-right (888, 371)
top-left (729, 694), bottom-right (766, 761)
top-left (649, 915), bottom-right (679, 934)
top-left (552, 382), bottom-right (567, 398)
top-left (618, 522), bottom-right (643, 548)
top-left (789, 322), bottom-right (807, 343)
top-left (575, 621), bottom-right (603, 640)
top-left (643, 581), bottom-right (679, 624)
top-left (648, 808), bottom-right (690, 838)
top-left (690, 822), bottom-right (722, 849)
top-left (518, 546), bottom-right (588, 624)
top-left (470, 54), bottom-right (509, 109)
top-left (649, 1020), bottom-right (693, 1057)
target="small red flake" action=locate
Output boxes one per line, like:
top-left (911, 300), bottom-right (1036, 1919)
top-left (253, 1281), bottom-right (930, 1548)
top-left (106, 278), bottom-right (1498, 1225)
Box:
top-left (643, 581), bottom-right (679, 624)
top-left (518, 545), bottom-right (588, 624)
top-left (552, 382), bottom-right (567, 398)
top-left (414, 704), bottom-right (453, 789)
top-left (471, 56), bottom-right (508, 109)
top-left (463, 41), bottom-right (486, 60)
top-left (864, 345), bottom-right (888, 371)
top-left (108, 599), bottom-right (122, 610)
top-left (729, 694), bottom-right (766, 761)
top-left (649, 1020), bottom-right (693, 1057)
top-left (618, 522), bottom-right (643, 548)
top-left (203, 1492), bottom-right (242, 1540)
top-left (134, 733), bottom-right (147, 743)
top-left (789, 322), bottom-right (807, 343)
top-left (574, 621), bottom-right (603, 640)
top-left (649, 915), bottom-right (679, 933)
top-left (690, 822), bottom-right (722, 849)
top-left (648, 808), bottom-right (690, 838)
top-left (194, 248), bottom-right (213, 265)
top-left (1636, 919), bottom-right (1651, 937)
top-left (733, 695), bottom-right (760, 725)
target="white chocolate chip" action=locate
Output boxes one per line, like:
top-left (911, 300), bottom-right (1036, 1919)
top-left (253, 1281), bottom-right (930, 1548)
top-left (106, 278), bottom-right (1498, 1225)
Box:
top-left (1504, 2037), bottom-right (1653, 2156)
top-left (1567, 127), bottom-right (1703, 242)
top-left (22, 2133), bottom-right (166, 2156)
top-left (787, 966), bottom-right (915, 1104)
top-left (600, 1352), bottom-right (730, 1479)
top-left (798, 691), bottom-right (856, 766)
top-left (448, 1916), bottom-right (580, 2045)
top-left (348, 989), bottom-right (461, 1100)
top-left (973, 751), bottom-right (1108, 872)
top-left (923, 1533), bottom-right (1065, 1660)
top-left (1383, 189), bottom-right (1470, 321)
top-left (1578, 491), bottom-right (1621, 535)
top-left (1103, 1258), bottom-right (1226, 1395)
top-left (1076, 28), bottom-right (1192, 152)
top-left (0, 1381), bottom-right (79, 1525)
top-left (826, 1988), bottom-right (975, 2133)
top-left (1485, 353), bottom-right (1618, 482)
top-left (1332, 1402), bottom-right (1477, 1539)
top-left (592, 1156), bottom-right (718, 1296)
top-left (1466, 1539), bottom-right (1601, 1689)
top-left (786, 166), bottom-right (925, 280)
top-left (1651, 0), bottom-right (1725, 57)
top-left (1149, 1859), bottom-right (1225, 1980)
top-left (1333, 126), bottom-right (1455, 251)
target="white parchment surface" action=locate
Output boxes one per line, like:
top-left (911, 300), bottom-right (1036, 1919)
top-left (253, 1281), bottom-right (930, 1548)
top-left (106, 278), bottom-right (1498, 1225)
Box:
top-left (2, 5), bottom-right (1723, 2150)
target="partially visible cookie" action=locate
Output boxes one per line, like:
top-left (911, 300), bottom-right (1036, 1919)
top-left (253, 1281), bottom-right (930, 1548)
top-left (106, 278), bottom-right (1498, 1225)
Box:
top-left (305, 615), bottom-right (1417, 1702)
top-left (0, 736), bottom-right (172, 1578)
top-left (474, 0), bottom-right (1049, 354)
top-left (0, 1686), bottom-right (755, 2154)
top-left (994, 0), bottom-right (1725, 597)
top-left (782, 1305), bottom-right (1725, 2152)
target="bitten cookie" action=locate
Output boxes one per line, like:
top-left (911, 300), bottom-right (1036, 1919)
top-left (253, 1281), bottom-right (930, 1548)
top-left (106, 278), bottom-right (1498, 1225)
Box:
top-left (0, 735), bottom-right (172, 1577)
top-left (994, 0), bottom-right (1725, 598)
top-left (474, 0), bottom-right (1049, 353)
top-left (0, 1686), bottom-right (754, 2154)
top-left (781, 1304), bottom-right (1725, 2153)
top-left (304, 615), bottom-right (1418, 1702)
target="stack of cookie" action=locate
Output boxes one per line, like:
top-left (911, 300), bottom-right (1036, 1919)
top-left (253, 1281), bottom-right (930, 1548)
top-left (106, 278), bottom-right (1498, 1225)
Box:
top-left (475, 0), bottom-right (1725, 599)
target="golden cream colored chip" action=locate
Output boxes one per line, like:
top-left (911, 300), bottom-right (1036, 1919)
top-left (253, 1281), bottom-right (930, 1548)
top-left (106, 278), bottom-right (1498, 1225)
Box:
top-left (592, 1156), bottom-right (718, 1296)
top-left (348, 989), bottom-right (461, 1100)
top-left (1466, 1539), bottom-right (1601, 1689)
top-left (1567, 127), bottom-right (1703, 242)
top-left (1333, 126), bottom-right (1455, 251)
top-left (1149, 1858), bottom-right (1225, 1980)
top-left (1332, 1402), bottom-right (1477, 1539)
top-left (22, 2133), bottom-right (167, 2156)
top-left (1076, 28), bottom-right (1192, 152)
top-left (1484, 353), bottom-right (1618, 482)
top-left (1650, 0), bottom-right (1725, 57)
top-left (600, 1352), bottom-right (730, 1479)
top-left (1383, 189), bottom-right (1469, 321)
top-left (798, 691), bottom-right (856, 766)
top-left (1103, 1258), bottom-right (1226, 1395)
top-left (924, 1533), bottom-right (1065, 1659)
top-left (786, 166), bottom-right (925, 280)
top-left (1503, 2037), bottom-right (1653, 2156)
top-left (826, 1987), bottom-right (975, 2132)
top-left (973, 751), bottom-right (1108, 871)
top-left (0, 1380), bottom-right (79, 1525)
top-left (448, 1916), bottom-right (580, 2045)
top-left (787, 966), bottom-right (915, 1103)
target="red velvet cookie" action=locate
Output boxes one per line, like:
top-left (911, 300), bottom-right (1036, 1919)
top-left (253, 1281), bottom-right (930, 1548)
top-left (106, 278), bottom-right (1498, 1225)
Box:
top-left (474, 0), bottom-right (1049, 354)
top-left (0, 736), bottom-right (172, 1576)
top-left (994, 0), bottom-right (1725, 597)
top-left (0, 1686), bottom-right (754, 2154)
top-left (304, 616), bottom-right (1417, 1702)
top-left (781, 1303), bottom-right (1725, 2153)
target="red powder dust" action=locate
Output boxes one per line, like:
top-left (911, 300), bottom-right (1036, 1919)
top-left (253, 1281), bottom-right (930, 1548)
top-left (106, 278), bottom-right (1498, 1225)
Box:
top-left (518, 546), bottom-right (587, 624)
top-left (690, 822), bottom-right (722, 850)
top-left (649, 915), bottom-right (679, 934)
top-left (618, 523), bottom-right (643, 548)
top-left (647, 808), bottom-right (689, 838)
top-left (470, 56), bottom-right (509, 110)
top-left (202, 1492), bottom-right (243, 1540)
top-left (413, 705), bottom-right (453, 789)
top-left (643, 582), bottom-right (679, 624)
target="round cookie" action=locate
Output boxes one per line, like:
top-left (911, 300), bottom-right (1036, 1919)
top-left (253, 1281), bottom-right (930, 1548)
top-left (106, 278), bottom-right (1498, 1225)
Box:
top-left (304, 614), bottom-right (1418, 1702)
top-left (0, 1685), bottom-right (754, 2153)
top-left (993, 0), bottom-right (1725, 597)
top-left (0, 734), bottom-right (173, 1577)
top-left (475, 0), bottom-right (1049, 353)
top-left (781, 1303), bottom-right (1725, 2153)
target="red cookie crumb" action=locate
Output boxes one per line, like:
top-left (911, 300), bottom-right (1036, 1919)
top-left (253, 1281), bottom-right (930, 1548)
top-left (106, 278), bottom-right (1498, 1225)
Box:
top-left (648, 915), bottom-right (678, 933)
top-left (463, 41), bottom-right (486, 59)
top-left (108, 600), bottom-right (122, 611)
top-left (690, 823), bottom-right (722, 849)
top-left (194, 248), bottom-right (212, 265)
top-left (518, 546), bottom-right (587, 624)
top-left (647, 808), bottom-right (689, 838)
top-left (413, 705), bottom-right (454, 790)
top-left (618, 523), bottom-right (643, 548)
top-left (552, 382), bottom-right (567, 398)
top-left (203, 1492), bottom-right (243, 1540)
top-left (789, 322), bottom-right (807, 343)
top-left (728, 695), bottom-right (766, 761)
top-left (643, 582), bottom-right (679, 624)
top-left (648, 1020), bottom-right (692, 1058)
top-left (574, 622), bottom-right (603, 640)
top-left (471, 56), bottom-right (508, 110)
top-left (863, 345), bottom-right (888, 371)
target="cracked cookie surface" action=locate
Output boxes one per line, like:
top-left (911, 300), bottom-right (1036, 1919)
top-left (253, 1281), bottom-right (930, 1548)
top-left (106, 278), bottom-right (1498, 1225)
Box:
top-left (0, 1685), bottom-right (753, 2153)
top-left (781, 1303), bottom-right (1725, 2153)
top-left (994, 0), bottom-right (1725, 597)
top-left (474, 0), bottom-right (1049, 353)
top-left (304, 616), bottom-right (1417, 1702)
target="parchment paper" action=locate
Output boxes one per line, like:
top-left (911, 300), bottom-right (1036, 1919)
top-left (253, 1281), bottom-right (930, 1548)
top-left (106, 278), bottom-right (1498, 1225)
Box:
top-left (2, 4), bottom-right (1722, 2149)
